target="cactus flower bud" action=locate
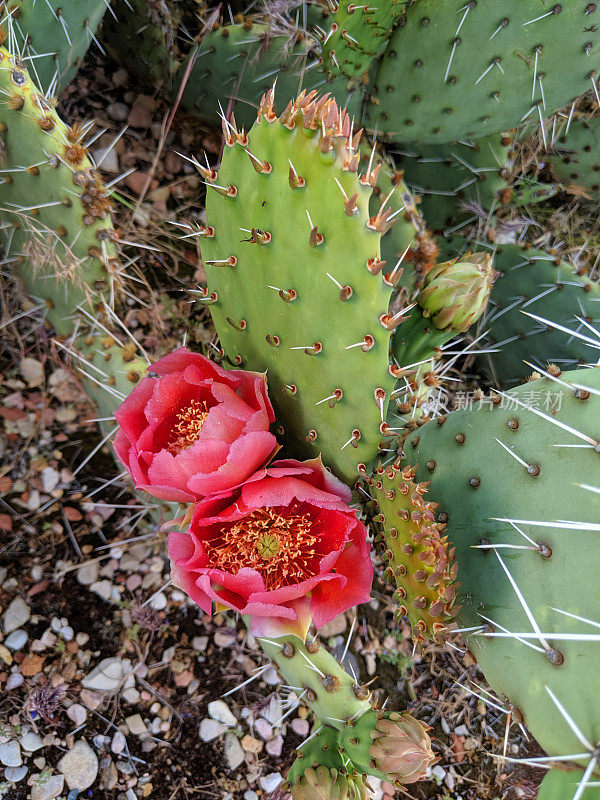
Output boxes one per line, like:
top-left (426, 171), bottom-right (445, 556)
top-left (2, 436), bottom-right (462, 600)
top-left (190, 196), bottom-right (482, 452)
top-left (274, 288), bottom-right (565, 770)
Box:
top-left (369, 711), bottom-right (435, 785)
top-left (290, 767), bottom-right (368, 800)
top-left (417, 252), bottom-right (496, 333)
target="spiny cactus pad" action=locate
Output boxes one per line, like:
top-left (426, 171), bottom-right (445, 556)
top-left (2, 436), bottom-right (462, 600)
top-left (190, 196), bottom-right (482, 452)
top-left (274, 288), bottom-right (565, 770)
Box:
top-left (0, 0), bottom-right (108, 95)
top-left (368, 463), bottom-right (459, 643)
top-left (101, 0), bottom-right (178, 91)
top-left (471, 241), bottom-right (600, 386)
top-left (321, 0), bottom-right (402, 81)
top-left (0, 45), bottom-right (118, 336)
top-left (537, 767), bottom-right (600, 799)
top-left (408, 366), bottom-right (600, 762)
top-left (179, 22), bottom-right (362, 130)
top-left (395, 134), bottom-right (511, 231)
top-left (202, 90), bottom-right (397, 482)
top-left (548, 113), bottom-right (600, 198)
top-left (366, 0), bottom-right (600, 143)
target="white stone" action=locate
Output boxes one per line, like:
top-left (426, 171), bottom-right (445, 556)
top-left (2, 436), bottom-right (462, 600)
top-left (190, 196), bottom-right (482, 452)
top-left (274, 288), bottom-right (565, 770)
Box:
top-left (0, 740), bottom-right (21, 767)
top-left (111, 731), bottom-right (126, 754)
top-left (4, 764), bottom-right (27, 782)
top-left (58, 740), bottom-right (98, 791)
top-left (82, 657), bottom-right (123, 691)
top-left (208, 700), bottom-right (237, 727)
top-left (77, 562), bottom-right (99, 586)
top-left (224, 733), bottom-right (245, 770)
top-left (31, 774), bottom-right (64, 800)
top-left (192, 636), bottom-right (208, 652)
top-left (6, 673), bottom-right (23, 690)
top-left (76, 632), bottom-right (90, 646)
top-left (125, 714), bottom-right (148, 736)
top-left (262, 666), bottom-right (280, 685)
top-left (259, 695), bottom-right (281, 726)
top-left (20, 732), bottom-right (43, 752)
top-left (59, 626), bottom-right (74, 642)
top-left (121, 687), bottom-right (141, 704)
top-left (260, 773), bottom-right (283, 794)
top-left (66, 704), bottom-right (87, 726)
top-left (199, 719), bottom-right (228, 742)
top-left (4, 629), bottom-right (27, 651)
top-left (41, 467), bottom-right (60, 492)
top-left (255, 718), bottom-right (273, 741)
top-left (149, 591), bottom-right (167, 611)
top-left (2, 597), bottom-right (30, 633)
top-left (432, 765), bottom-right (446, 783)
top-left (244, 792), bottom-right (259, 800)
top-left (90, 580), bottom-right (112, 602)
top-left (92, 147), bottom-right (119, 174)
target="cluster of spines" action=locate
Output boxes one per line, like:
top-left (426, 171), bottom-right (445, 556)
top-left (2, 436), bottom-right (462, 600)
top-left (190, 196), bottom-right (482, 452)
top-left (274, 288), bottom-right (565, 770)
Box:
top-left (367, 461), bottom-right (459, 643)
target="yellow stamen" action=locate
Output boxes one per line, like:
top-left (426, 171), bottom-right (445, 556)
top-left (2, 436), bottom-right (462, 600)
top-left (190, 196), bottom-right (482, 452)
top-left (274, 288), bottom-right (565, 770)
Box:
top-left (204, 506), bottom-right (321, 590)
top-left (168, 399), bottom-right (209, 454)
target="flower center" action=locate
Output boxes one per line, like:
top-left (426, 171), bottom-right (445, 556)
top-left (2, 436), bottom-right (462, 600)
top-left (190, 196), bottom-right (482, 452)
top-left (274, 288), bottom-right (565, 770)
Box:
top-left (204, 506), bottom-right (321, 590)
top-left (168, 399), bottom-right (209, 454)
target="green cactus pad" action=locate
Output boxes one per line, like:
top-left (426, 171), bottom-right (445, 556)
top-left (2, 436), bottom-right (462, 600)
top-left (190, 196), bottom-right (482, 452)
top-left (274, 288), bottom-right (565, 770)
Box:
top-left (548, 114), bottom-right (600, 198)
top-left (408, 366), bottom-right (600, 763)
top-left (0, 45), bottom-right (118, 336)
top-left (286, 726), bottom-right (348, 786)
top-left (395, 134), bottom-right (511, 231)
top-left (366, 0), bottom-right (600, 143)
top-left (202, 90), bottom-right (396, 483)
top-left (1, 0), bottom-right (108, 95)
top-left (537, 767), bottom-right (600, 799)
top-left (321, 0), bottom-right (402, 80)
top-left (471, 241), bottom-right (600, 386)
top-left (179, 22), bottom-right (362, 131)
top-left (101, 0), bottom-right (178, 92)
top-left (368, 462), bottom-right (459, 643)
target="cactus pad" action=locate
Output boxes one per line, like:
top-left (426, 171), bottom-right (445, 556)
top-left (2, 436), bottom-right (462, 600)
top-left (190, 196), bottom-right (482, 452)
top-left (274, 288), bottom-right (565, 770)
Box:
top-left (0, 45), bottom-right (118, 336)
top-left (1, 0), bottom-right (108, 95)
top-left (408, 366), bottom-right (600, 762)
top-left (179, 22), bottom-right (362, 130)
top-left (395, 134), bottom-right (511, 231)
top-left (548, 114), bottom-right (600, 198)
top-left (202, 89), bottom-right (397, 482)
top-left (366, 0), bottom-right (600, 143)
top-left (368, 463), bottom-right (459, 643)
top-left (474, 242), bottom-right (600, 386)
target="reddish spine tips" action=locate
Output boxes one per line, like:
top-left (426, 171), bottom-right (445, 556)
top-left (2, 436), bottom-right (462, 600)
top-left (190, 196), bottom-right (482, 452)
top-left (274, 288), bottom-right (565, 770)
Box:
top-left (225, 317), bottom-right (246, 331)
top-left (233, 355), bottom-right (243, 365)
top-left (236, 129), bottom-right (249, 146)
top-left (279, 288), bottom-right (297, 303)
top-left (339, 285), bottom-right (353, 302)
top-left (197, 288), bottom-right (218, 304)
top-left (266, 334), bottom-right (280, 347)
top-left (368, 207), bottom-right (395, 233)
top-left (380, 422), bottom-right (398, 436)
top-left (361, 335), bottom-right (375, 352)
top-left (288, 164), bottom-right (306, 189)
top-left (306, 429), bottom-right (318, 442)
top-left (283, 384), bottom-right (297, 396)
top-left (198, 165), bottom-right (218, 182)
top-left (366, 256), bottom-right (386, 275)
top-left (375, 387), bottom-right (387, 401)
top-left (350, 429), bottom-right (361, 448)
top-left (357, 463), bottom-right (367, 474)
top-left (304, 341), bottom-right (323, 356)
top-left (250, 228), bottom-right (271, 245)
top-left (380, 309), bottom-right (409, 331)
top-left (344, 192), bottom-right (358, 216)
top-left (309, 226), bottom-right (324, 247)
top-left (257, 87), bottom-right (277, 122)
top-left (199, 225), bottom-right (215, 238)
top-left (205, 255), bottom-right (237, 266)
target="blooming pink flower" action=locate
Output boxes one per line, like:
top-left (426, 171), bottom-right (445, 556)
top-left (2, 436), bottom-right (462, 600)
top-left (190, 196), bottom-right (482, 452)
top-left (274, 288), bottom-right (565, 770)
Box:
top-left (168, 459), bottom-right (373, 637)
top-left (113, 347), bottom-right (277, 503)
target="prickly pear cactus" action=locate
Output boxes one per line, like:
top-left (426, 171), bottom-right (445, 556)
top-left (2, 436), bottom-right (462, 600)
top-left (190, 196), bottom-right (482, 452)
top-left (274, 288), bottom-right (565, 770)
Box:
top-left (470, 241), bottom-right (600, 387)
top-left (368, 463), bottom-right (459, 643)
top-left (548, 113), bottom-right (600, 197)
top-left (0, 0), bottom-right (109, 95)
top-left (101, 0), bottom-right (178, 91)
top-left (202, 89), bottom-right (397, 483)
top-left (179, 22), bottom-right (362, 130)
top-left (408, 365), bottom-right (600, 764)
top-left (0, 45), bottom-right (118, 336)
top-left (537, 767), bottom-right (600, 799)
top-left (365, 0), bottom-right (600, 143)
top-left (321, 0), bottom-right (401, 80)
top-left (396, 133), bottom-right (512, 231)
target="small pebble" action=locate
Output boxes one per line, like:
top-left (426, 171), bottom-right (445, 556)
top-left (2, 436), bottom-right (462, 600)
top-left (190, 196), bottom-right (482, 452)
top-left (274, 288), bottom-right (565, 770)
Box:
top-left (291, 718), bottom-right (310, 737)
top-left (208, 700), bottom-right (237, 727)
top-left (199, 719), bottom-right (227, 742)
top-left (125, 714), bottom-right (148, 736)
top-left (2, 597), bottom-right (30, 634)
top-left (66, 704), bottom-right (87, 727)
top-left (4, 629), bottom-right (27, 651)
top-left (111, 732), bottom-right (126, 755)
top-left (266, 735), bottom-right (283, 758)
top-left (4, 764), bottom-right (27, 782)
top-left (0, 740), bottom-right (22, 767)
top-left (6, 673), bottom-right (24, 690)
top-left (260, 773), bottom-right (283, 794)
top-left (224, 732), bottom-right (245, 771)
